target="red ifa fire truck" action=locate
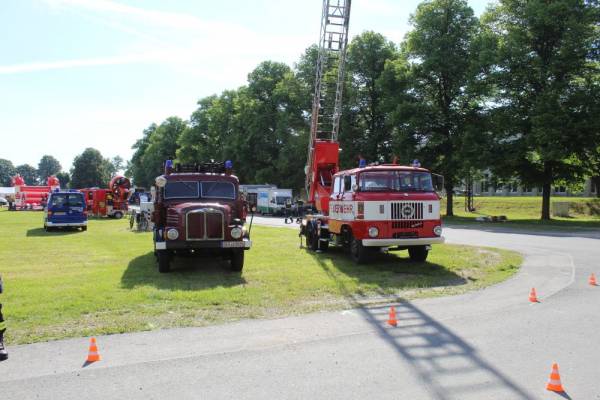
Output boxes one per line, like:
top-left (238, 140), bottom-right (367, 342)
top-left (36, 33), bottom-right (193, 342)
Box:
top-left (80, 176), bottom-right (130, 218)
top-left (300, 0), bottom-right (444, 263)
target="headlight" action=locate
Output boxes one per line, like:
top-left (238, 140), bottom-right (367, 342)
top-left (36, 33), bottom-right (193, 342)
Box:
top-left (155, 175), bottom-right (167, 188)
top-left (230, 226), bottom-right (243, 239)
top-left (166, 228), bottom-right (179, 240)
top-left (368, 227), bottom-right (379, 238)
top-left (433, 226), bottom-right (442, 236)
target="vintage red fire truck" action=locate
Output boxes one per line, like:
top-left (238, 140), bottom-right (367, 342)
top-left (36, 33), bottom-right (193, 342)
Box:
top-left (80, 176), bottom-right (130, 218)
top-left (151, 160), bottom-right (252, 273)
top-left (300, 0), bottom-right (444, 263)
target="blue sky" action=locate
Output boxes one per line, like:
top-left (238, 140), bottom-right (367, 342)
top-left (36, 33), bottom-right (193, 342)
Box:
top-left (0, 0), bottom-right (491, 171)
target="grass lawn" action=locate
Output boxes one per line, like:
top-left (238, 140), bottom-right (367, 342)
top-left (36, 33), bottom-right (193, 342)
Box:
top-left (0, 209), bottom-right (521, 345)
top-left (442, 196), bottom-right (600, 229)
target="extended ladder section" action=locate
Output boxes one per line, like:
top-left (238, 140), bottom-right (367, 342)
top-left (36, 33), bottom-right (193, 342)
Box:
top-left (305, 0), bottom-right (351, 213)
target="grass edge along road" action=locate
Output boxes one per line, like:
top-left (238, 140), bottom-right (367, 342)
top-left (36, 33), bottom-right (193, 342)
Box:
top-left (442, 196), bottom-right (600, 230)
top-left (0, 209), bottom-right (521, 345)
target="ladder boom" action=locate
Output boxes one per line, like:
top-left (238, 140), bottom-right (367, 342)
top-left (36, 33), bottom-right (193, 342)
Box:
top-left (305, 0), bottom-right (351, 213)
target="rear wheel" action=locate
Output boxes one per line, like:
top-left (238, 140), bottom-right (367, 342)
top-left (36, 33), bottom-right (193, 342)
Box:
top-left (350, 237), bottom-right (370, 264)
top-left (408, 246), bottom-right (429, 262)
top-left (157, 250), bottom-right (171, 273)
top-left (81, 226), bottom-right (87, 232)
top-left (113, 211), bottom-right (123, 219)
top-left (230, 250), bottom-right (244, 272)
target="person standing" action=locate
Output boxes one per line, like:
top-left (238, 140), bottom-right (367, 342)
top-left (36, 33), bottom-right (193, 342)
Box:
top-left (0, 274), bottom-right (7, 361)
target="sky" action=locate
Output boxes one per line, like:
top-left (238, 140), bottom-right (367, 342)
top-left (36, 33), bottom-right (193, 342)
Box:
top-left (0, 0), bottom-right (491, 171)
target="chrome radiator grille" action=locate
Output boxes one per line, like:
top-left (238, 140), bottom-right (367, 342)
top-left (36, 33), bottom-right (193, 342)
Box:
top-left (186, 209), bottom-right (224, 240)
top-left (391, 202), bottom-right (424, 220)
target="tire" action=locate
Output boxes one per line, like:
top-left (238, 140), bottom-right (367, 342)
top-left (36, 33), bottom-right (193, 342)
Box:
top-left (230, 250), bottom-right (244, 272)
top-left (350, 237), bottom-right (370, 264)
top-left (44, 225), bottom-right (49, 232)
top-left (157, 250), bottom-right (171, 273)
top-left (408, 246), bottom-right (429, 262)
top-left (113, 211), bottom-right (123, 219)
top-left (81, 226), bottom-right (87, 232)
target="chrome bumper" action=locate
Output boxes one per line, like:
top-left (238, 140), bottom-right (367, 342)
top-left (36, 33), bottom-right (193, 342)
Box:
top-left (362, 237), bottom-right (445, 247)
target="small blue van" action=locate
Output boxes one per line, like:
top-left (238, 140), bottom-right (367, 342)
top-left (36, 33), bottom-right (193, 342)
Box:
top-left (44, 190), bottom-right (88, 232)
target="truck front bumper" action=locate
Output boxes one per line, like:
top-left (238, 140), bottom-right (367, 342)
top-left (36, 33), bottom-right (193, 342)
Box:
top-left (362, 237), bottom-right (445, 247)
top-left (155, 238), bottom-right (252, 251)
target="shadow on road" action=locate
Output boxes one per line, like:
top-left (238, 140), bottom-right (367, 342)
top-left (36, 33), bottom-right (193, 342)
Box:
top-left (311, 250), bottom-right (536, 400)
top-left (121, 252), bottom-right (246, 290)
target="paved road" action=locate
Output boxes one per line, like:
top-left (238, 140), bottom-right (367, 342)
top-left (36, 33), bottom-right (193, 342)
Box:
top-left (2, 218), bottom-right (599, 399)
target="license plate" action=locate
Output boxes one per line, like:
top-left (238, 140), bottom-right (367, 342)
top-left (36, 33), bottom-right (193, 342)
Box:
top-left (54, 212), bottom-right (66, 215)
top-left (221, 241), bottom-right (245, 248)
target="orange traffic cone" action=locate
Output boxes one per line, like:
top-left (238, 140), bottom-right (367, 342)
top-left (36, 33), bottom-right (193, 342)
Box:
top-left (589, 273), bottom-right (597, 286)
top-left (86, 337), bottom-right (101, 363)
top-left (529, 288), bottom-right (539, 303)
top-left (387, 306), bottom-right (397, 327)
top-left (546, 362), bottom-right (564, 392)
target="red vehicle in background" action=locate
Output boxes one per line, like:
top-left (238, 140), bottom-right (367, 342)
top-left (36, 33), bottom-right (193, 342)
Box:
top-left (10, 175), bottom-right (60, 210)
top-left (80, 176), bottom-right (131, 219)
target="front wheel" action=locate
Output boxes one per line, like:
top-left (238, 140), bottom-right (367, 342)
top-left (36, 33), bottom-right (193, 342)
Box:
top-left (350, 237), bottom-right (370, 264)
top-left (157, 250), bottom-right (171, 273)
top-left (230, 250), bottom-right (244, 272)
top-left (113, 211), bottom-right (123, 219)
top-left (81, 226), bottom-right (87, 232)
top-left (408, 246), bottom-right (429, 262)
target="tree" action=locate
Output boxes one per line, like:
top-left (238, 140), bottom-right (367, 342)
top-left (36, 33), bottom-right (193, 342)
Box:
top-left (37, 155), bottom-right (61, 182)
top-left (400, 0), bottom-right (482, 216)
top-left (70, 148), bottom-right (111, 188)
top-left (105, 156), bottom-right (124, 177)
top-left (15, 164), bottom-right (38, 185)
top-left (127, 123), bottom-right (157, 187)
top-left (0, 159), bottom-right (16, 186)
top-left (341, 31), bottom-right (398, 167)
top-left (483, 0), bottom-right (600, 219)
top-left (55, 171), bottom-right (71, 188)
top-left (141, 117), bottom-right (188, 186)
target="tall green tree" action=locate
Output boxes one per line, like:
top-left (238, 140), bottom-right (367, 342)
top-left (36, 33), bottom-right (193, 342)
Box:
top-left (483, 0), bottom-right (600, 219)
top-left (127, 123), bottom-right (157, 187)
top-left (16, 164), bottom-right (38, 185)
top-left (141, 117), bottom-right (188, 186)
top-left (70, 148), bottom-right (111, 188)
top-left (0, 159), bottom-right (16, 186)
top-left (37, 155), bottom-right (61, 182)
top-left (55, 171), bottom-right (71, 188)
top-left (341, 31), bottom-right (398, 167)
top-left (401, 0), bottom-right (482, 216)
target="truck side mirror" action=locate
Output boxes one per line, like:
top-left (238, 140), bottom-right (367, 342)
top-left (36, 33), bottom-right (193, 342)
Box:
top-left (432, 173), bottom-right (445, 193)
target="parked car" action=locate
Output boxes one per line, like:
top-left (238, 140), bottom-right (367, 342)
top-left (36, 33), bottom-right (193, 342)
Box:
top-left (43, 190), bottom-right (88, 231)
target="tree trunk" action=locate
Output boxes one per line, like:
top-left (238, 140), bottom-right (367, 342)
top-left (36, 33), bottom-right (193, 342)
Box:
top-left (541, 162), bottom-right (552, 220)
top-left (445, 181), bottom-right (454, 217)
top-left (592, 176), bottom-right (600, 198)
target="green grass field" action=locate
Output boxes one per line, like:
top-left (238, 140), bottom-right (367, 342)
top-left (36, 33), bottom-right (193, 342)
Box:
top-left (0, 209), bottom-right (521, 344)
top-left (442, 196), bottom-right (600, 229)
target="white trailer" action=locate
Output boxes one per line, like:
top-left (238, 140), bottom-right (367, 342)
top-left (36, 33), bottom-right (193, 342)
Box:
top-left (256, 188), bottom-right (293, 215)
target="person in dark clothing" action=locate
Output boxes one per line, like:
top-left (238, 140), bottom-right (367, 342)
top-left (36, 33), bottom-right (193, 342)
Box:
top-left (0, 274), bottom-right (7, 361)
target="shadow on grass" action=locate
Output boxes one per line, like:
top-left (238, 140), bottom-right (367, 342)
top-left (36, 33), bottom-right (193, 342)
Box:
top-left (309, 246), bottom-right (535, 399)
top-left (26, 227), bottom-right (83, 237)
top-left (307, 246), bottom-right (467, 298)
top-left (121, 251), bottom-right (246, 291)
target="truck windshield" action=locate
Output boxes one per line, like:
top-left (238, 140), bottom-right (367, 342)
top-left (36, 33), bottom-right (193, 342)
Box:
top-left (275, 196), bottom-right (291, 205)
top-left (359, 171), bottom-right (434, 192)
top-left (164, 181), bottom-right (199, 199)
top-left (201, 182), bottom-right (235, 199)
